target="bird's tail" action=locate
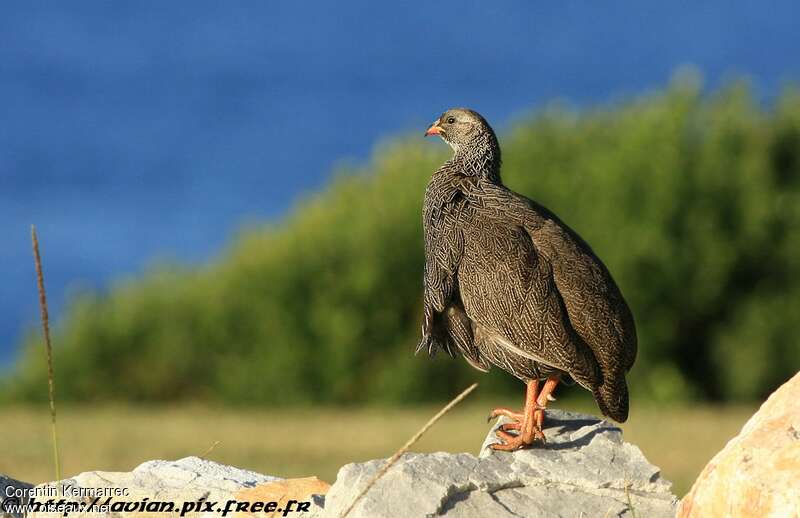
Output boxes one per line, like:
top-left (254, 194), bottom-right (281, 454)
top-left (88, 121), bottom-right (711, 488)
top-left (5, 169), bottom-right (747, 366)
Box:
top-left (593, 373), bottom-right (629, 423)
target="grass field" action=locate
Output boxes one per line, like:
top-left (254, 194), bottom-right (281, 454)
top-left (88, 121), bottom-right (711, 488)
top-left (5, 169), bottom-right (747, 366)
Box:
top-left (0, 401), bottom-right (754, 497)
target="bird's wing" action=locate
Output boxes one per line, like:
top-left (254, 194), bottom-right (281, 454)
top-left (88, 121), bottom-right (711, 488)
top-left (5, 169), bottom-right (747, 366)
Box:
top-left (455, 193), bottom-right (601, 387)
top-left (464, 180), bottom-right (636, 377)
top-left (417, 167), bottom-right (468, 356)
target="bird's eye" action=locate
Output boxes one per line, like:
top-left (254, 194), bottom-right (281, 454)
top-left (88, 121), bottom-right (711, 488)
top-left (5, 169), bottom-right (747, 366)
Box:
top-left (446, 117), bottom-right (456, 124)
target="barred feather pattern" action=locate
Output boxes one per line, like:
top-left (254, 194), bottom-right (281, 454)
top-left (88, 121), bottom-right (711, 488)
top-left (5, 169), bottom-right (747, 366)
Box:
top-left (417, 109), bottom-right (637, 422)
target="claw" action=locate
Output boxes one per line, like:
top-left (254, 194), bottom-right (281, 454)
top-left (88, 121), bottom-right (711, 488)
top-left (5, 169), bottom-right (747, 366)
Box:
top-left (499, 422), bottom-right (521, 432)
top-left (487, 378), bottom-right (548, 451)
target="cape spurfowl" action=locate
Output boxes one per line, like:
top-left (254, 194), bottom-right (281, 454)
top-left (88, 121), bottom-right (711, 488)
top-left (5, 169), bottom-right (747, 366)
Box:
top-left (417, 108), bottom-right (637, 450)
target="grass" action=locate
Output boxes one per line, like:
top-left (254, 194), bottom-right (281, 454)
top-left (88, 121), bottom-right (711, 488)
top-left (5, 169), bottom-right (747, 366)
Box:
top-left (0, 401), bottom-right (754, 497)
top-left (30, 225), bottom-right (62, 484)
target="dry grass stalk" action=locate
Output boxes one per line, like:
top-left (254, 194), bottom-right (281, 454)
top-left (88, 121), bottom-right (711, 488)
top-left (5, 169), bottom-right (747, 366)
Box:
top-left (31, 225), bottom-right (62, 483)
top-left (625, 481), bottom-right (638, 518)
top-left (340, 382), bottom-right (479, 518)
top-left (200, 440), bottom-right (221, 459)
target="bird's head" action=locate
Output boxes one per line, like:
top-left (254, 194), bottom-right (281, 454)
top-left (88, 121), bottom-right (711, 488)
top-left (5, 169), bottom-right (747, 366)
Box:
top-left (424, 108), bottom-right (496, 152)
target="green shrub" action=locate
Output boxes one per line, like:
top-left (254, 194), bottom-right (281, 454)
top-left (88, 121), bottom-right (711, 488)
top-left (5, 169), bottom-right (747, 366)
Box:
top-left (6, 76), bottom-right (800, 405)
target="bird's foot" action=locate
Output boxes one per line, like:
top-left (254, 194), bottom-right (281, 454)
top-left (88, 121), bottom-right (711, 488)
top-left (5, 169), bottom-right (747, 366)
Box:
top-left (488, 408), bottom-right (546, 450)
top-left (490, 423), bottom-right (546, 451)
top-left (487, 402), bottom-right (543, 423)
top-left (499, 421), bottom-right (521, 432)
top-left (488, 378), bottom-right (551, 451)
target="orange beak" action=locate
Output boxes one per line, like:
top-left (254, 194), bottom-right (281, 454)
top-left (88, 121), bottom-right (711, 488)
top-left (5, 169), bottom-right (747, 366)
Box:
top-left (425, 121), bottom-right (443, 137)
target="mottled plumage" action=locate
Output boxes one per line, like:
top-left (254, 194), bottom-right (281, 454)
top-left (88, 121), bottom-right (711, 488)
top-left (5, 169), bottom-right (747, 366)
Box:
top-left (418, 108), bottom-right (637, 427)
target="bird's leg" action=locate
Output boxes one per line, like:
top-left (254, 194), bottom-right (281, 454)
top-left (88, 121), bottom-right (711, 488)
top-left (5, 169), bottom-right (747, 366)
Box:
top-left (534, 375), bottom-right (560, 430)
top-left (489, 379), bottom-right (545, 450)
top-left (487, 378), bottom-right (536, 423)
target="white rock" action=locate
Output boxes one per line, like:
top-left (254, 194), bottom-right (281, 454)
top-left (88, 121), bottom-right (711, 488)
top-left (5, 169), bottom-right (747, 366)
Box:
top-left (322, 409), bottom-right (678, 518)
top-left (3, 410), bottom-right (679, 517)
top-left (25, 457), bottom-right (302, 517)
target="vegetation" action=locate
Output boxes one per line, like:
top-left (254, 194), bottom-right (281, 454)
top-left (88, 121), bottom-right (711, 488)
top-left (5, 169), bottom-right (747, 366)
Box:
top-left (5, 76), bottom-right (800, 405)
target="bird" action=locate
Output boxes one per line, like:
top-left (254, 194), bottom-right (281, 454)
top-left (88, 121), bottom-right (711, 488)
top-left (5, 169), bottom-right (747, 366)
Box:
top-left (417, 108), bottom-right (637, 451)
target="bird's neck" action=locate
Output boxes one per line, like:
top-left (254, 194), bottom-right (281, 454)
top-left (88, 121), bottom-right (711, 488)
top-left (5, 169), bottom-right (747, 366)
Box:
top-left (452, 133), bottom-right (502, 183)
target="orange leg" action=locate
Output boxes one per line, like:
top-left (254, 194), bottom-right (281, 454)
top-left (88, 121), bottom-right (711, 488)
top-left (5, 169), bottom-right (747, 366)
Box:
top-left (534, 375), bottom-right (560, 430)
top-left (488, 379), bottom-right (545, 450)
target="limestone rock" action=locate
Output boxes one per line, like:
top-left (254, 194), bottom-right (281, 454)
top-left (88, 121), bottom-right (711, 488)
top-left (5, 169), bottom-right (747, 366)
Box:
top-left (678, 371), bottom-right (800, 518)
top-left (4, 410), bottom-right (680, 517)
top-left (322, 409), bottom-right (678, 518)
top-left (26, 457), bottom-right (325, 517)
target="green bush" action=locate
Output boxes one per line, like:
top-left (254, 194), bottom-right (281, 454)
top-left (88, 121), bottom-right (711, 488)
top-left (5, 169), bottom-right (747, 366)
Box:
top-left (6, 76), bottom-right (800, 405)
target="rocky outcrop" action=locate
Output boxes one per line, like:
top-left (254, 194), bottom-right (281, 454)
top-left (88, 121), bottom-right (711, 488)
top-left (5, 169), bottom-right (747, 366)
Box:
top-left (678, 371), bottom-right (800, 518)
top-left (5, 457), bottom-right (326, 517)
top-left (322, 409), bottom-right (678, 517)
top-left (2, 410), bottom-right (679, 517)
